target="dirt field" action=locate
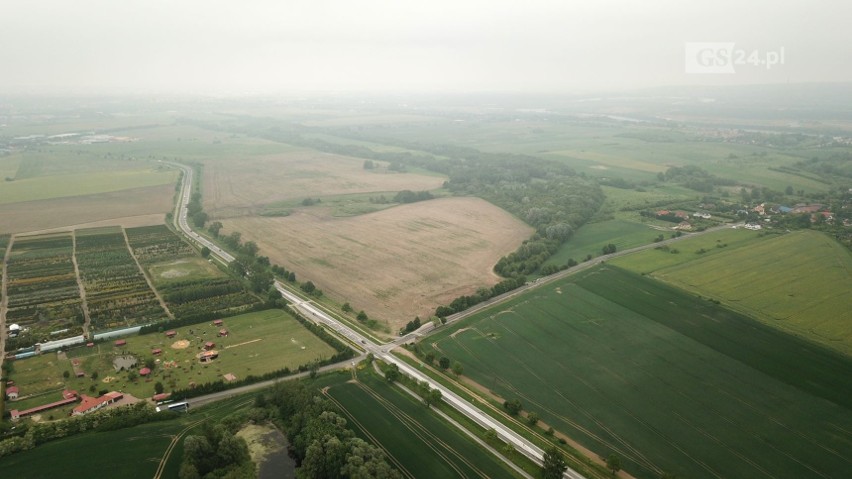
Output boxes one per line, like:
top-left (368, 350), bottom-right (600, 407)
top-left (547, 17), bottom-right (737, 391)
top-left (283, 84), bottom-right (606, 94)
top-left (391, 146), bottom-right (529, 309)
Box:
top-left (202, 150), bottom-right (444, 217)
top-left (0, 184), bottom-right (174, 235)
top-left (221, 197), bottom-right (533, 329)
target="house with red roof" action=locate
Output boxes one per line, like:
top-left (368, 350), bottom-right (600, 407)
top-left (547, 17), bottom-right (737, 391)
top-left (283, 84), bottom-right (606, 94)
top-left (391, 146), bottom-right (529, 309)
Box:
top-left (139, 367), bottom-right (152, 377)
top-left (204, 341), bottom-right (215, 350)
top-left (72, 392), bottom-right (123, 416)
top-left (165, 330), bottom-right (177, 338)
top-left (213, 319), bottom-right (224, 326)
top-left (6, 386), bottom-right (19, 400)
top-left (152, 348), bottom-right (162, 355)
top-left (114, 339), bottom-right (127, 347)
top-left (218, 329), bottom-right (228, 337)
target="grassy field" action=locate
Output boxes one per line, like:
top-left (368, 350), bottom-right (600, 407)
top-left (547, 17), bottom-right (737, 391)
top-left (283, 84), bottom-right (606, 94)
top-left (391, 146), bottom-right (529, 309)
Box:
top-left (222, 197), bottom-right (533, 329)
top-left (651, 230), bottom-right (852, 354)
top-left (543, 219), bottom-right (659, 269)
top-left (609, 228), bottom-right (768, 272)
top-left (7, 309), bottom-right (336, 404)
top-left (325, 368), bottom-right (522, 479)
top-left (147, 257), bottom-right (224, 286)
top-left (0, 169), bottom-right (177, 205)
top-left (421, 266), bottom-right (852, 479)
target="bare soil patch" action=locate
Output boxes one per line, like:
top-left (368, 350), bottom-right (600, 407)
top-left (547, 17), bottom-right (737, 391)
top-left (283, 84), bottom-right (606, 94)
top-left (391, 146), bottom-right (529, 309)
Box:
top-left (222, 197), bottom-right (532, 330)
top-left (0, 184), bottom-right (173, 235)
top-left (202, 150), bottom-right (444, 217)
top-left (171, 340), bottom-right (190, 350)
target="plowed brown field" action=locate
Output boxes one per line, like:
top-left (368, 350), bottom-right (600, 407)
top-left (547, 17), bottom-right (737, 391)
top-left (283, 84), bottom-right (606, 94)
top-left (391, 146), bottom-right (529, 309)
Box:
top-left (222, 197), bottom-right (532, 330)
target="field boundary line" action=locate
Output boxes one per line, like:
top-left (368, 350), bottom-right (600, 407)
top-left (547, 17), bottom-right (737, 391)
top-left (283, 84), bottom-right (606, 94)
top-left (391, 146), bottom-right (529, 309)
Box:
top-left (70, 230), bottom-right (93, 338)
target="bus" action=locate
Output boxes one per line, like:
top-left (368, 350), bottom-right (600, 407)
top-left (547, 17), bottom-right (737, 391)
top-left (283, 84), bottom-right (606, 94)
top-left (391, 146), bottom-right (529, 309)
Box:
top-left (156, 401), bottom-right (189, 413)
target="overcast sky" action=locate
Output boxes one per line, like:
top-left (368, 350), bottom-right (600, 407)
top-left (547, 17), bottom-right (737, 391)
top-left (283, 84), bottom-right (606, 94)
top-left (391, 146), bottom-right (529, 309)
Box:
top-left (2, 0), bottom-right (850, 95)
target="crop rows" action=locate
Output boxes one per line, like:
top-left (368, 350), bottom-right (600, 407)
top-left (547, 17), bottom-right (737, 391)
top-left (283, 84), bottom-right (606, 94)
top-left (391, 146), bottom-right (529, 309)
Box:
top-left (125, 225), bottom-right (260, 319)
top-left (4, 234), bottom-right (84, 347)
top-left (75, 229), bottom-right (167, 330)
top-left (125, 225), bottom-right (195, 263)
top-left (160, 278), bottom-right (259, 319)
top-left (423, 266), bottom-right (852, 479)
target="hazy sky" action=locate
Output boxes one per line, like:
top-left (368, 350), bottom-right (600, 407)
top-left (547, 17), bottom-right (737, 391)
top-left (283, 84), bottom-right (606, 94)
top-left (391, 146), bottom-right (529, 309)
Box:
top-left (2, 0), bottom-right (850, 95)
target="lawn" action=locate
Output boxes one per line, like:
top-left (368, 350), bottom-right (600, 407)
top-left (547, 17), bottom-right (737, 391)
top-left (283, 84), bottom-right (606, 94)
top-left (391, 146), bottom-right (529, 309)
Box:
top-left (8, 309), bottom-right (336, 402)
top-left (652, 229), bottom-right (852, 354)
top-left (326, 368), bottom-right (522, 479)
top-left (421, 266), bottom-right (852, 479)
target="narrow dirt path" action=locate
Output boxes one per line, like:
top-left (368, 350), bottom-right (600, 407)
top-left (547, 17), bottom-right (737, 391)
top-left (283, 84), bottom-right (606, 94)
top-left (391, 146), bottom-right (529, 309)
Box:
top-left (71, 230), bottom-right (93, 339)
top-left (0, 235), bottom-right (15, 374)
top-left (122, 227), bottom-right (173, 320)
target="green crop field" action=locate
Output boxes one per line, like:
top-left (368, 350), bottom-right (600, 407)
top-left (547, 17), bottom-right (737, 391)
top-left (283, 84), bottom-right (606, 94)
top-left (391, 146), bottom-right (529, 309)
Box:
top-left (651, 230), bottom-right (852, 354)
top-left (543, 219), bottom-right (658, 269)
top-left (8, 309), bottom-right (336, 402)
top-left (422, 266), bottom-right (852, 479)
top-left (609, 228), bottom-right (768, 273)
top-left (325, 368), bottom-right (522, 479)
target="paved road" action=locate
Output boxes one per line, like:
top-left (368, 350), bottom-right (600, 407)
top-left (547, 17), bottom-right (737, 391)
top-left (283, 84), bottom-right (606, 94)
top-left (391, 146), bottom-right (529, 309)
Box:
top-left (167, 161), bottom-right (586, 479)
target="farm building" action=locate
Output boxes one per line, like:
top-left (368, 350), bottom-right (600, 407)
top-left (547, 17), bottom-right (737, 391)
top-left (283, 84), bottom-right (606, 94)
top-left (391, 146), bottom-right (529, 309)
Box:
top-left (745, 223), bottom-right (763, 230)
top-left (204, 341), bottom-right (215, 350)
top-left (10, 396), bottom-right (80, 421)
top-left (213, 319), bottom-right (224, 326)
top-left (200, 350), bottom-right (219, 363)
top-left (8, 324), bottom-right (21, 337)
top-left (63, 389), bottom-right (78, 400)
top-left (6, 386), bottom-right (19, 400)
top-left (139, 367), bottom-right (152, 377)
top-left (114, 339), bottom-right (127, 347)
top-left (152, 348), bottom-right (162, 355)
top-left (72, 392), bottom-right (123, 416)
top-left (86, 342), bottom-right (94, 347)
top-left (165, 330), bottom-right (177, 338)
top-left (218, 329), bottom-right (228, 337)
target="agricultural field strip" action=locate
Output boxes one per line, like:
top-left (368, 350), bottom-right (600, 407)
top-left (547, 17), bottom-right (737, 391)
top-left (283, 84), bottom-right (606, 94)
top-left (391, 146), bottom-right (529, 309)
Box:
top-left (326, 372), bottom-right (521, 479)
top-left (0, 235), bottom-right (13, 370)
top-left (74, 229), bottom-right (167, 330)
top-left (168, 160), bottom-right (587, 479)
top-left (69, 232), bottom-right (93, 337)
top-left (121, 227), bottom-right (173, 320)
top-left (3, 234), bottom-right (85, 343)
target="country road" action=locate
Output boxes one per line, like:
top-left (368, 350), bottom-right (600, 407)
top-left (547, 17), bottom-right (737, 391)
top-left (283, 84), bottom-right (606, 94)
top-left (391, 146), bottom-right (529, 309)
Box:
top-left (166, 161), bottom-right (587, 479)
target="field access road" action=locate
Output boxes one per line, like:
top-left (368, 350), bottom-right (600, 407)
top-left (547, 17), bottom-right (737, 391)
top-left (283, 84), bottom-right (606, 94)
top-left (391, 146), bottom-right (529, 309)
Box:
top-left (168, 161), bottom-right (586, 479)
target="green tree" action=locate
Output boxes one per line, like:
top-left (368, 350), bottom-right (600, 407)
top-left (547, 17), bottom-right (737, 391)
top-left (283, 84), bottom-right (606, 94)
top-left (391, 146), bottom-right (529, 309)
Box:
top-left (340, 437), bottom-right (402, 479)
top-left (63, 370), bottom-right (70, 379)
top-left (356, 310), bottom-right (368, 322)
top-left (503, 399), bottom-right (522, 416)
top-left (301, 281), bottom-right (317, 294)
top-left (242, 241), bottom-right (259, 257)
top-left (154, 382), bottom-right (165, 395)
top-left (385, 363), bottom-right (400, 383)
top-left (438, 356), bottom-right (450, 370)
top-left (363, 159), bottom-right (375, 170)
top-left (207, 221), bottom-right (223, 236)
top-left (200, 246), bottom-right (210, 258)
top-left (451, 361), bottom-right (463, 376)
top-left (90, 371), bottom-right (98, 381)
top-left (527, 411), bottom-right (539, 426)
top-left (127, 371), bottom-right (138, 382)
top-left (606, 453), bottom-right (622, 475)
top-left (342, 302), bottom-right (353, 313)
top-left (542, 446), bottom-right (567, 479)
